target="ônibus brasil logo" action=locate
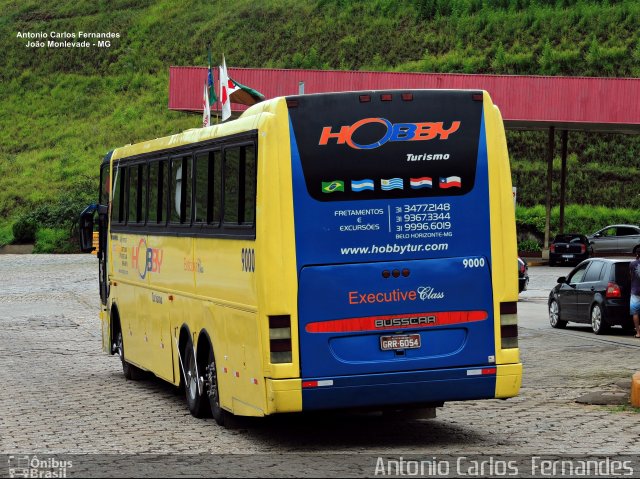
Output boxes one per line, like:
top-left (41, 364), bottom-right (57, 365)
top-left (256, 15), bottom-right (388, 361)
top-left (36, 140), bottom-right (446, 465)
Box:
top-left (318, 117), bottom-right (461, 150)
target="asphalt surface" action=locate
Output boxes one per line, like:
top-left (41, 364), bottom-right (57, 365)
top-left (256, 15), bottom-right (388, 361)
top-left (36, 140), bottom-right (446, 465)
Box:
top-left (1, 255), bottom-right (639, 477)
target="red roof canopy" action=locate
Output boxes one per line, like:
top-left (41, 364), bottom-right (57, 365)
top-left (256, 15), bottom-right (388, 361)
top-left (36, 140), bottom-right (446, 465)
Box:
top-left (169, 66), bottom-right (640, 133)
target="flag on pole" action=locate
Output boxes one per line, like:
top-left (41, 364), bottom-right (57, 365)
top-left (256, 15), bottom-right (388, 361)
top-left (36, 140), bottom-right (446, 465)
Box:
top-left (219, 54), bottom-right (265, 122)
top-left (202, 81), bottom-right (210, 128)
top-left (207, 47), bottom-right (217, 104)
top-left (219, 56), bottom-right (232, 121)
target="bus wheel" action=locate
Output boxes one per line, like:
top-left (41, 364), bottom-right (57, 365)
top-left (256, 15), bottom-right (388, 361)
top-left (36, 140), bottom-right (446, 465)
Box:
top-left (115, 328), bottom-right (142, 380)
top-left (205, 346), bottom-right (228, 426)
top-left (184, 337), bottom-right (207, 417)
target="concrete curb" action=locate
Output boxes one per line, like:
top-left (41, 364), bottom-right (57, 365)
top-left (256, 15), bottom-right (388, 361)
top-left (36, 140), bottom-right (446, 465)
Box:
top-left (521, 257), bottom-right (548, 267)
top-left (0, 244), bottom-right (34, 254)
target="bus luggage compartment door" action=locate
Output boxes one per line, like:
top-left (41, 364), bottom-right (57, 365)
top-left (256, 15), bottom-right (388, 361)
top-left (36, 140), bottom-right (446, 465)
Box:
top-left (298, 257), bottom-right (495, 378)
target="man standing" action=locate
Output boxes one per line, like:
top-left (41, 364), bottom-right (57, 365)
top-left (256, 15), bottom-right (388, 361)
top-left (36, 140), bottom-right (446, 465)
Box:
top-left (630, 251), bottom-right (640, 338)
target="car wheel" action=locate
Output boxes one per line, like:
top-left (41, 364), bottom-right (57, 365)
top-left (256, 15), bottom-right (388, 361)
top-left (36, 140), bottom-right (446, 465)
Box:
top-left (549, 299), bottom-right (567, 329)
top-left (591, 303), bottom-right (609, 335)
top-left (634, 245), bottom-right (640, 257)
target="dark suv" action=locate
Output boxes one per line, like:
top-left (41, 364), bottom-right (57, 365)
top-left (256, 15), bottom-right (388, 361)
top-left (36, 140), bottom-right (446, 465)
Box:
top-left (548, 258), bottom-right (634, 334)
top-left (549, 233), bottom-right (589, 266)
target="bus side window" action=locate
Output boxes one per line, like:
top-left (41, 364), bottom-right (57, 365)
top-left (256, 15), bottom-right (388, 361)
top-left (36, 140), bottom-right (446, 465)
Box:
top-left (127, 165), bottom-right (139, 224)
top-left (211, 151), bottom-right (222, 225)
top-left (148, 161), bottom-right (160, 224)
top-left (184, 157), bottom-right (193, 224)
top-left (171, 156), bottom-right (193, 225)
top-left (194, 153), bottom-right (208, 224)
top-left (139, 164), bottom-right (147, 224)
top-left (159, 160), bottom-right (168, 224)
top-left (195, 150), bottom-right (221, 226)
top-left (170, 158), bottom-right (183, 224)
top-left (243, 145), bottom-right (256, 226)
top-left (223, 144), bottom-right (256, 226)
top-left (111, 165), bottom-right (124, 224)
top-left (223, 148), bottom-right (240, 224)
top-left (127, 164), bottom-right (147, 224)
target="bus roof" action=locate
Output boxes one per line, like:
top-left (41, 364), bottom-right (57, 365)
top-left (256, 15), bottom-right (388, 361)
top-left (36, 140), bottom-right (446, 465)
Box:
top-left (108, 89), bottom-right (493, 162)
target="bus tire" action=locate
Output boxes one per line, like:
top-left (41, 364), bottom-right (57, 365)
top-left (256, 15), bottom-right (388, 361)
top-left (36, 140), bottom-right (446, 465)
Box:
top-left (114, 327), bottom-right (142, 380)
top-left (184, 337), bottom-right (207, 418)
top-left (205, 346), bottom-right (228, 427)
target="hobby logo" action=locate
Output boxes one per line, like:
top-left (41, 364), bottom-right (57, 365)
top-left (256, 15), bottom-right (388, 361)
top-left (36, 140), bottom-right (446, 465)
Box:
top-left (319, 118), bottom-right (461, 150)
top-left (131, 238), bottom-right (163, 279)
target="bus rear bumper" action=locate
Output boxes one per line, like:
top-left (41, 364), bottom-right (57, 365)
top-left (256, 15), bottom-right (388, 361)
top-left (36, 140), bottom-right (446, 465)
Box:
top-left (300, 363), bottom-right (522, 411)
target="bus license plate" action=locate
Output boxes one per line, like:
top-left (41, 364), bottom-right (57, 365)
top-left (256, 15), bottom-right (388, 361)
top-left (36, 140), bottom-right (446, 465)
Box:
top-left (380, 334), bottom-right (421, 351)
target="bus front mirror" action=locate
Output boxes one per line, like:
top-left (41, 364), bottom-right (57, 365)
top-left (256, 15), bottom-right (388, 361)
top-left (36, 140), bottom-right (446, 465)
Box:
top-left (79, 204), bottom-right (98, 253)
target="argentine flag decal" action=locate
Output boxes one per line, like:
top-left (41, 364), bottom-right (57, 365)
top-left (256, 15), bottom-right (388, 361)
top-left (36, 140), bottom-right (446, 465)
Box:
top-left (351, 179), bottom-right (374, 192)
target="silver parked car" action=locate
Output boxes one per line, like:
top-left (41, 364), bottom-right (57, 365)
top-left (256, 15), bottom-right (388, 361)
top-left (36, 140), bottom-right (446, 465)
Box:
top-left (587, 224), bottom-right (640, 255)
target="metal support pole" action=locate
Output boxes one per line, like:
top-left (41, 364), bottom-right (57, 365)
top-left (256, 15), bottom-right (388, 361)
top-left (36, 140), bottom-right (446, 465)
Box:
top-left (543, 126), bottom-right (555, 260)
top-left (559, 130), bottom-right (568, 234)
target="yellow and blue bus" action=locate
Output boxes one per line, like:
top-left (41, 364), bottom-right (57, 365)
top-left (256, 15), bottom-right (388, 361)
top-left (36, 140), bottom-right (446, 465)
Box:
top-left (81, 89), bottom-right (522, 426)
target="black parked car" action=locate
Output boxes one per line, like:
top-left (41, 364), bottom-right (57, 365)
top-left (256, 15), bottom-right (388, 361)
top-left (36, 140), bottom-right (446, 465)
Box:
top-left (548, 258), bottom-right (634, 334)
top-left (549, 233), bottom-right (589, 266)
top-left (518, 257), bottom-right (529, 293)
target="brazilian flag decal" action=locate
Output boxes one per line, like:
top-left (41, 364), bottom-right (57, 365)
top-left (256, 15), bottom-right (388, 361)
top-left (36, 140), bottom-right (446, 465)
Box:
top-left (321, 181), bottom-right (345, 193)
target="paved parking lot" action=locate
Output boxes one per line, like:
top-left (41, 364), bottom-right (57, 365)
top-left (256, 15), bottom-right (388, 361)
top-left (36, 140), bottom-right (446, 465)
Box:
top-left (1, 255), bottom-right (639, 477)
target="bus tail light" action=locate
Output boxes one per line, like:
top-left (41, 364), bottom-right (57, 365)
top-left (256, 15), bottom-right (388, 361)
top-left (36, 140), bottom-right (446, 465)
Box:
top-left (380, 94), bottom-right (392, 101)
top-left (606, 282), bottom-right (622, 298)
top-left (499, 301), bottom-right (518, 349)
top-left (269, 315), bottom-right (292, 363)
top-left (401, 93), bottom-right (413, 101)
top-left (359, 95), bottom-right (371, 103)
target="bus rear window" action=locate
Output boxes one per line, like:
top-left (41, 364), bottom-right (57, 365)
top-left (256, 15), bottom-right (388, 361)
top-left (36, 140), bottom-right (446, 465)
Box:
top-left (287, 90), bottom-right (483, 202)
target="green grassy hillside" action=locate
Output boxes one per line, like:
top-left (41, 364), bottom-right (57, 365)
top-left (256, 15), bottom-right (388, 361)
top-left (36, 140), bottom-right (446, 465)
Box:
top-left (1, 0), bottom-right (639, 249)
